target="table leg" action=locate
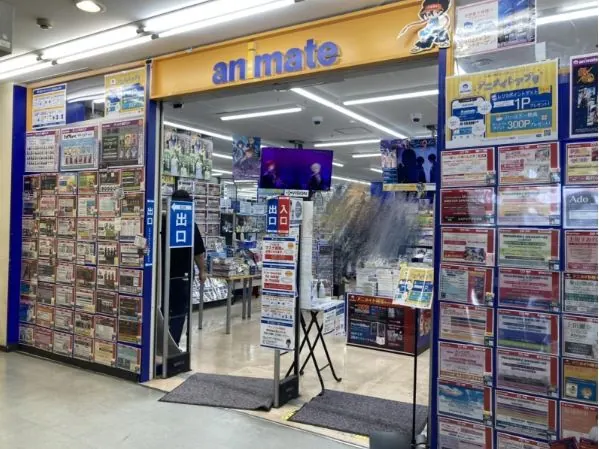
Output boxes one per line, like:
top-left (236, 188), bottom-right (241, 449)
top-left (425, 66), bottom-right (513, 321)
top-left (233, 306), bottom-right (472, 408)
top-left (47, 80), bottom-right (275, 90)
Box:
top-left (300, 313), bottom-right (325, 394)
top-left (312, 311), bottom-right (342, 382)
top-left (242, 279), bottom-right (247, 320)
top-left (248, 278), bottom-right (253, 319)
top-left (285, 313), bottom-right (316, 378)
top-left (226, 281), bottom-right (232, 335)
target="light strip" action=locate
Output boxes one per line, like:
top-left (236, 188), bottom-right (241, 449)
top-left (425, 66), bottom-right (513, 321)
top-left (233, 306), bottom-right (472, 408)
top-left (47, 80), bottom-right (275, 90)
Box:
top-left (56, 35), bottom-right (153, 64)
top-left (561, 2), bottom-right (596, 12)
top-left (291, 88), bottom-right (406, 138)
top-left (369, 168), bottom-right (383, 174)
top-left (352, 153), bottom-right (381, 159)
top-left (213, 169), bottom-right (233, 175)
top-left (314, 139), bottom-right (380, 148)
top-left (0, 62), bottom-right (54, 81)
top-left (538, 8), bottom-right (598, 25)
top-left (42, 26), bottom-right (138, 60)
top-left (163, 120), bottom-right (232, 142)
top-left (212, 153), bottom-right (233, 160)
top-left (332, 175), bottom-right (370, 185)
top-left (0, 54), bottom-right (40, 74)
top-left (332, 162), bottom-right (344, 168)
top-left (221, 107), bottom-right (302, 121)
top-left (68, 94), bottom-right (103, 103)
top-left (344, 89), bottom-right (439, 106)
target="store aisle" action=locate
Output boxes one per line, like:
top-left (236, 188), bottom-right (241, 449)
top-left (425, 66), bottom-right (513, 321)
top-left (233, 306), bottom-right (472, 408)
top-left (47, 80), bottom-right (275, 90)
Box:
top-left (0, 352), bottom-right (354, 449)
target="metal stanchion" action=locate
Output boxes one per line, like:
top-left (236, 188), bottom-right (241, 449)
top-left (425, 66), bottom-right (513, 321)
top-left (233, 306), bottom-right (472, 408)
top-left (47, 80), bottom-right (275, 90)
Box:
top-left (161, 198), bottom-right (172, 379)
top-left (273, 349), bottom-right (281, 408)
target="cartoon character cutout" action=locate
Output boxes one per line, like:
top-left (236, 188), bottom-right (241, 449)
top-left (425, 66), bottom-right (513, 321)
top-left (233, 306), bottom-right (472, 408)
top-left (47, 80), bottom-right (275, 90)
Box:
top-left (398, 0), bottom-right (451, 54)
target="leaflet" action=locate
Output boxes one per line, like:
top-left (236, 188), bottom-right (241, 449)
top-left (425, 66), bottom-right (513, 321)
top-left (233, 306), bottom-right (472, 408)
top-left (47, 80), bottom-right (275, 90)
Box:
top-left (438, 416), bottom-right (493, 449)
top-left (38, 259), bottom-right (56, 283)
top-left (566, 142), bottom-right (598, 185)
top-left (75, 288), bottom-right (95, 313)
top-left (35, 304), bottom-right (55, 328)
top-left (498, 268), bottom-right (561, 312)
top-left (566, 231), bottom-right (598, 274)
top-left (98, 194), bottom-right (119, 217)
top-left (495, 391), bottom-right (557, 441)
top-left (497, 433), bottom-right (550, 449)
top-left (94, 315), bottom-right (116, 342)
top-left (57, 174), bottom-right (77, 195)
top-left (498, 228), bottom-right (560, 270)
top-left (76, 265), bottom-right (96, 289)
top-left (116, 344), bottom-right (141, 373)
top-left (563, 359), bottom-right (598, 404)
top-left (498, 142), bottom-right (560, 185)
top-left (23, 174), bottom-right (40, 198)
top-left (121, 167), bottom-right (145, 191)
top-left (497, 309), bottom-right (559, 354)
top-left (439, 341), bottom-right (492, 385)
top-left (19, 298), bottom-right (35, 324)
top-left (98, 218), bottom-right (119, 241)
top-left (497, 349), bottom-right (559, 397)
top-left (119, 217), bottom-right (142, 242)
top-left (38, 238), bottom-right (54, 259)
top-left (76, 218), bottom-right (97, 241)
top-left (52, 331), bottom-right (73, 357)
top-left (54, 308), bottom-right (74, 333)
top-left (440, 303), bottom-right (493, 346)
top-left (96, 290), bottom-right (118, 316)
top-left (118, 295), bottom-right (142, 321)
top-left (56, 262), bottom-right (75, 284)
top-left (97, 266), bottom-right (119, 291)
top-left (440, 188), bottom-right (495, 225)
top-left (34, 327), bottom-right (53, 352)
top-left (119, 243), bottom-right (143, 268)
top-left (99, 169), bottom-right (121, 194)
top-left (19, 324), bottom-right (34, 346)
top-left (77, 195), bottom-right (97, 218)
top-left (118, 318), bottom-right (142, 344)
top-left (98, 241), bottom-right (119, 266)
top-left (440, 264), bottom-right (494, 306)
top-left (57, 239), bottom-right (76, 262)
top-left (39, 195), bottom-right (57, 217)
top-left (560, 402), bottom-right (598, 441)
top-left (38, 218), bottom-right (56, 238)
top-left (498, 186), bottom-right (561, 226)
top-left (119, 269), bottom-right (143, 296)
top-left (22, 239), bottom-right (38, 259)
top-left (21, 259), bottom-right (37, 283)
top-left (78, 171), bottom-right (98, 194)
top-left (57, 218), bottom-right (76, 239)
top-left (94, 340), bottom-right (116, 367)
top-left (563, 186), bottom-right (598, 229)
top-left (37, 283), bottom-right (55, 306)
top-left (74, 312), bottom-right (94, 337)
top-left (22, 218), bottom-right (37, 239)
top-left (40, 174), bottom-right (57, 194)
top-left (23, 197), bottom-right (37, 217)
top-left (563, 273), bottom-right (598, 316)
top-left (441, 148), bottom-right (495, 188)
top-left (562, 315), bottom-right (598, 361)
top-left (441, 228), bottom-right (495, 266)
top-left (76, 241), bottom-right (96, 265)
top-left (55, 285), bottom-right (74, 308)
top-left (438, 379), bottom-right (492, 424)
top-left (57, 195), bottom-right (77, 218)
top-left (73, 335), bottom-right (93, 361)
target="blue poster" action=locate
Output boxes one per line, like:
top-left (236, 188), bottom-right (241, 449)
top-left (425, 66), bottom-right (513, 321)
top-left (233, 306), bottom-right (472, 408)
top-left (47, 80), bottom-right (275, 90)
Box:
top-left (571, 53), bottom-right (598, 138)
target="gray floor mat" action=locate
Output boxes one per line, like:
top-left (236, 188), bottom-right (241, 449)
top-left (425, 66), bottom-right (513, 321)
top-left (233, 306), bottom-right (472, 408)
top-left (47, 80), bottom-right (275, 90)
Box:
top-left (159, 373), bottom-right (274, 411)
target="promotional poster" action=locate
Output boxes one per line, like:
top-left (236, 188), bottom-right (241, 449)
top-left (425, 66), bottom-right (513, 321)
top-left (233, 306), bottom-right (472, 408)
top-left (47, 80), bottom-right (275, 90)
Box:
top-left (563, 359), bottom-right (598, 404)
top-left (438, 379), bottom-right (492, 424)
top-left (563, 273), bottom-right (598, 316)
top-left (116, 344), bottom-right (141, 373)
top-left (497, 433), bottom-right (550, 449)
top-left (101, 119), bottom-right (144, 167)
top-left (440, 302), bottom-right (494, 346)
top-left (163, 125), bottom-right (213, 179)
top-left (438, 341), bottom-right (493, 386)
top-left (498, 186), bottom-right (561, 226)
top-left (60, 126), bottom-right (99, 171)
top-left (440, 263), bottom-right (494, 306)
top-left (395, 266), bottom-right (434, 309)
top-left (495, 391), bottom-right (557, 441)
top-left (104, 68), bottom-right (146, 117)
top-left (232, 135), bottom-right (261, 180)
top-left (570, 54), bottom-right (598, 138)
top-left (441, 147), bottom-right (495, 187)
top-left (498, 268), bottom-right (561, 312)
top-left (496, 349), bottom-right (559, 397)
top-left (497, 309), bottom-right (559, 354)
top-left (566, 142), bottom-right (598, 184)
top-left (57, 174), bottom-right (77, 194)
top-left (260, 291), bottom-right (296, 351)
top-left (401, 138), bottom-right (437, 184)
top-left (32, 83), bottom-right (66, 129)
top-left (261, 263), bottom-right (296, 293)
top-left (562, 315), bottom-right (598, 361)
top-left (94, 340), bottom-right (116, 367)
top-left (498, 228), bottom-right (560, 270)
top-left (438, 416), bottom-right (493, 449)
top-left (565, 231), bottom-right (598, 274)
top-left (498, 142), bottom-right (560, 185)
top-left (440, 188), bottom-right (495, 225)
top-left (441, 228), bottom-right (496, 266)
top-left (560, 402), bottom-right (599, 441)
top-left (73, 335), bottom-right (93, 361)
top-left (446, 60), bottom-right (559, 148)
top-left (25, 130), bottom-right (59, 173)
top-left (563, 186), bottom-right (598, 229)
top-left (380, 139), bottom-right (400, 184)
top-left (53, 332), bottom-right (73, 357)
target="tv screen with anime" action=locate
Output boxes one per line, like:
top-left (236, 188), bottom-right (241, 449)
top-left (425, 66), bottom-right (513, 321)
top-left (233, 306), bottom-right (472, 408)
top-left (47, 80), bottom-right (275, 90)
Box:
top-left (259, 147), bottom-right (334, 191)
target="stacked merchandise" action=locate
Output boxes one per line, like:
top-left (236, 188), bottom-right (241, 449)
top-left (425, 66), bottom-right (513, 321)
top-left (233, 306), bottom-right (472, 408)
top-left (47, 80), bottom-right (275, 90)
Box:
top-left (210, 257), bottom-right (249, 277)
top-left (354, 261), bottom-right (401, 298)
top-left (19, 121), bottom-right (145, 375)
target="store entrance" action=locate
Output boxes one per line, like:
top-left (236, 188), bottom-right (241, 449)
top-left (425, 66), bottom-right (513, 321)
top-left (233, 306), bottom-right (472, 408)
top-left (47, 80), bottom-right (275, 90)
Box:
top-left (148, 59), bottom-right (439, 446)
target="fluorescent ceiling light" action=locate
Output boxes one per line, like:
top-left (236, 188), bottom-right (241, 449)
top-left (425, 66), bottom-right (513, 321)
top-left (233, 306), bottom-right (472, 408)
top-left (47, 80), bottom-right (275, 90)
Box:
top-left (344, 89), bottom-right (439, 106)
top-left (42, 26), bottom-right (138, 60)
top-left (0, 62), bottom-right (54, 81)
top-left (370, 168), bottom-right (383, 174)
top-left (0, 54), bottom-right (40, 74)
top-left (291, 88), bottom-right (406, 139)
top-left (93, 98), bottom-right (105, 104)
top-left (56, 35), bottom-right (152, 64)
top-left (163, 120), bottom-right (232, 142)
top-left (213, 153), bottom-right (233, 160)
top-left (561, 2), bottom-right (596, 12)
top-left (538, 8), bottom-right (598, 25)
top-left (221, 107), bottom-right (302, 121)
top-left (332, 175), bottom-right (370, 185)
top-left (332, 162), bottom-right (344, 168)
top-left (352, 153), bottom-right (380, 159)
top-left (315, 139), bottom-right (380, 148)
top-left (213, 169), bottom-right (233, 175)
top-left (74, 0), bottom-right (105, 13)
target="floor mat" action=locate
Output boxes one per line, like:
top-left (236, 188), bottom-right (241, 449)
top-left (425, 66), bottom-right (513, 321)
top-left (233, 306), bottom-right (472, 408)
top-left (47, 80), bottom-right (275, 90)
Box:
top-left (289, 390), bottom-right (427, 437)
top-left (159, 373), bottom-right (274, 411)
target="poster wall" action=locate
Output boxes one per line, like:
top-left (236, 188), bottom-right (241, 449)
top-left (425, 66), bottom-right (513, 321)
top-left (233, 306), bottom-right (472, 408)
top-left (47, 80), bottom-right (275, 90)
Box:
top-left (232, 135), bottom-right (261, 180)
top-left (570, 54), bottom-right (598, 138)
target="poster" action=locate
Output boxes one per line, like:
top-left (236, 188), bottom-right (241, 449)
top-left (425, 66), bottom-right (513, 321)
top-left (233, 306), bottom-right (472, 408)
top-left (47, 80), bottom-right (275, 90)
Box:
top-left (497, 433), bottom-right (550, 449)
top-left (440, 264), bottom-right (494, 306)
top-left (100, 119), bottom-right (144, 167)
top-left (262, 236), bottom-right (298, 264)
top-left (498, 142), bottom-right (560, 185)
top-left (99, 169), bottom-right (121, 194)
top-left (261, 263), bottom-right (296, 293)
top-left (498, 186), bottom-right (561, 226)
top-left (440, 188), bottom-right (495, 225)
top-left (560, 402), bottom-right (598, 441)
top-left (495, 391), bottom-right (557, 441)
top-left (438, 379), bottom-right (492, 424)
top-left (562, 315), bottom-right (598, 361)
top-left (497, 309), bottom-right (559, 354)
top-left (564, 273), bottom-right (598, 316)
top-left (438, 341), bottom-right (493, 385)
top-left (260, 291), bottom-right (296, 350)
top-left (496, 349), bottom-right (559, 397)
top-left (395, 266), bottom-right (434, 309)
top-left (380, 139), bottom-right (400, 184)
top-left (498, 228), bottom-right (560, 270)
top-left (563, 187), bottom-right (598, 229)
top-left (563, 359), bottom-right (598, 404)
top-left (438, 416), bottom-right (493, 449)
top-left (570, 54), bottom-right (598, 138)
top-left (25, 130), bottom-right (59, 172)
top-left (60, 125), bottom-right (99, 171)
top-left (440, 147), bottom-right (495, 187)
top-left (163, 125), bottom-right (213, 179)
top-left (104, 68), bottom-right (146, 116)
top-left (440, 303), bottom-right (494, 346)
top-left (498, 268), bottom-right (560, 312)
top-left (402, 138), bottom-right (437, 184)
top-left (446, 60), bottom-right (558, 148)
top-left (454, 0), bottom-right (536, 58)
top-left (121, 167), bottom-right (145, 191)
top-left (566, 142), bottom-right (598, 184)
top-left (566, 231), bottom-right (598, 274)
top-left (32, 83), bottom-right (66, 129)
top-left (441, 228), bottom-right (495, 266)
top-left (232, 135), bottom-right (261, 180)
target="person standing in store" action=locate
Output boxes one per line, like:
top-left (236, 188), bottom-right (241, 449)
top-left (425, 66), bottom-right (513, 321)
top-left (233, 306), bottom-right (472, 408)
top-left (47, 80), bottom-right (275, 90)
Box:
top-left (161, 189), bottom-right (207, 345)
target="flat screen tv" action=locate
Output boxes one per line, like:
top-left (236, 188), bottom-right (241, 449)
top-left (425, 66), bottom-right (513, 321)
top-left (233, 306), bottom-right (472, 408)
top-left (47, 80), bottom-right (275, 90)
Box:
top-left (259, 147), bottom-right (334, 191)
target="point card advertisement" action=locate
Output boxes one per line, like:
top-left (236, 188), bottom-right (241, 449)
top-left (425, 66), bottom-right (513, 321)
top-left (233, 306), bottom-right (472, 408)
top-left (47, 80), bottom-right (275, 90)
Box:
top-left (563, 359), bottom-right (598, 404)
top-left (440, 188), bottom-right (495, 225)
top-left (440, 302), bottom-right (494, 346)
top-left (438, 341), bottom-right (493, 386)
top-left (60, 125), bottom-right (99, 171)
top-left (498, 142), bottom-right (560, 185)
top-left (494, 391), bottom-right (557, 441)
top-left (496, 349), bottom-right (559, 397)
top-left (438, 416), bottom-right (493, 449)
top-left (566, 142), bottom-right (598, 185)
top-left (498, 268), bottom-right (561, 312)
top-left (560, 402), bottom-right (599, 442)
top-left (498, 228), bottom-right (560, 270)
top-left (566, 231), bottom-right (598, 274)
top-left (438, 379), bottom-right (492, 424)
top-left (440, 263), bottom-right (494, 306)
top-left (570, 54), bottom-right (598, 138)
top-left (563, 187), bottom-right (598, 229)
top-left (497, 309), bottom-right (559, 354)
top-left (562, 315), bottom-right (598, 361)
top-left (563, 273), bottom-right (598, 316)
top-left (446, 60), bottom-right (558, 149)
top-left (440, 147), bottom-right (495, 188)
top-left (498, 186), bottom-right (561, 226)
top-left (497, 433), bottom-right (550, 449)
top-left (441, 228), bottom-right (496, 266)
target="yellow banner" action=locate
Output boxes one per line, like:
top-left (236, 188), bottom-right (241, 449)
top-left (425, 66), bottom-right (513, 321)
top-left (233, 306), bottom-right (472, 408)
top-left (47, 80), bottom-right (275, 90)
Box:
top-left (104, 67), bottom-right (146, 116)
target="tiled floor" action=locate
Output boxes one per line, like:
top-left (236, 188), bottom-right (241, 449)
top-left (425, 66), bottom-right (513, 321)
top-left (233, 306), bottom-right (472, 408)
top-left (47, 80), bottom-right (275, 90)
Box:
top-left (0, 352), bottom-right (354, 449)
top-left (146, 297), bottom-right (431, 447)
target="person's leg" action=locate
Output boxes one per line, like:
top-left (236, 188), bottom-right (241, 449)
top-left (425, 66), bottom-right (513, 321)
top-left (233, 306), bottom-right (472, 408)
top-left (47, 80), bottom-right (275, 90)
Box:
top-left (169, 279), bottom-right (190, 345)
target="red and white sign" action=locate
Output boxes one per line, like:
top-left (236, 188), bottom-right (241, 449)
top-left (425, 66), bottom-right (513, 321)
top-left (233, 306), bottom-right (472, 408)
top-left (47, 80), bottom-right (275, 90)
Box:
top-left (498, 142), bottom-right (560, 185)
top-left (441, 228), bottom-right (495, 266)
top-left (566, 231), bottom-right (598, 273)
top-left (441, 147), bottom-right (495, 187)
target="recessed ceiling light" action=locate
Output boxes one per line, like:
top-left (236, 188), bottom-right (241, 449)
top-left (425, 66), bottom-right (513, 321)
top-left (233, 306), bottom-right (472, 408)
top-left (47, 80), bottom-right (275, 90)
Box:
top-left (314, 139), bottom-right (380, 148)
top-left (352, 153), bottom-right (381, 159)
top-left (332, 175), bottom-right (370, 185)
top-left (344, 89), bottom-right (439, 106)
top-left (220, 107), bottom-right (302, 121)
top-left (369, 168), bottom-right (383, 174)
top-left (332, 161), bottom-right (344, 167)
top-left (74, 0), bottom-right (105, 13)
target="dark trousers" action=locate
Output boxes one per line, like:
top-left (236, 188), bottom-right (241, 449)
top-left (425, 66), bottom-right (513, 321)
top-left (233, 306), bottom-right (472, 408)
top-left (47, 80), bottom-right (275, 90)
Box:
top-left (162, 278), bottom-right (190, 345)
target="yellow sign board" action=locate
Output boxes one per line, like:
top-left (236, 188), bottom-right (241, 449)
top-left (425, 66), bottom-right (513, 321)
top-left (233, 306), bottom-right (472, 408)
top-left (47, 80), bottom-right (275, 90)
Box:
top-left (104, 67), bottom-right (146, 116)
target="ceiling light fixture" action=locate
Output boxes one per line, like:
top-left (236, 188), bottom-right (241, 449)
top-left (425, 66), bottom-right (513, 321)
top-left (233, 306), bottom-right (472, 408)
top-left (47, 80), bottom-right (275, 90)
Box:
top-left (74, 0), bottom-right (105, 13)
top-left (537, 7), bottom-right (598, 25)
top-left (332, 162), bottom-right (344, 168)
top-left (212, 153), bottom-right (233, 160)
top-left (213, 169), bottom-right (233, 175)
top-left (561, 2), bottom-right (597, 12)
top-left (42, 26), bottom-right (138, 60)
top-left (314, 139), bottom-right (381, 148)
top-left (220, 107), bottom-right (302, 121)
top-left (56, 35), bottom-right (153, 64)
top-left (352, 153), bottom-right (381, 159)
top-left (332, 175), bottom-right (370, 185)
top-left (369, 168), bottom-right (383, 174)
top-left (343, 89), bottom-right (439, 106)
top-left (67, 94), bottom-right (103, 103)
top-left (0, 54), bottom-right (40, 74)
top-left (291, 88), bottom-right (406, 139)
top-left (163, 120), bottom-right (232, 142)
top-left (0, 62), bottom-right (54, 81)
